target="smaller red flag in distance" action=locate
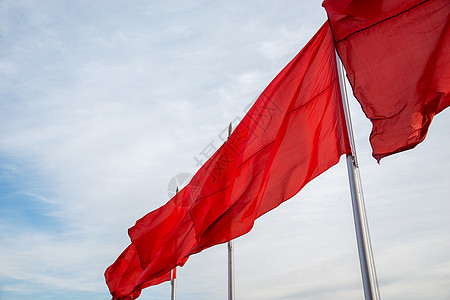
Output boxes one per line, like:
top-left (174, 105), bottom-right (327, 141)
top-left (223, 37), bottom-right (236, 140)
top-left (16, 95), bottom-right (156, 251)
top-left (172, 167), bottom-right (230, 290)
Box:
top-left (105, 243), bottom-right (171, 300)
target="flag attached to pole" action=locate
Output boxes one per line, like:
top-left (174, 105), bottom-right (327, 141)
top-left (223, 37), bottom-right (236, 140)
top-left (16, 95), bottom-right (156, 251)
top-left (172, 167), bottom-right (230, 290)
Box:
top-left (124, 22), bottom-right (351, 293)
top-left (188, 22), bottom-right (351, 250)
top-left (323, 0), bottom-right (450, 161)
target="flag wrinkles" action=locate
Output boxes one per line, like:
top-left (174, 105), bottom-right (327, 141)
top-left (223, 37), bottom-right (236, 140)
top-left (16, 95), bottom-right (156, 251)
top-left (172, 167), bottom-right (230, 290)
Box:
top-left (106, 1), bottom-right (450, 298)
top-left (323, 0), bottom-right (450, 161)
top-left (104, 22), bottom-right (351, 299)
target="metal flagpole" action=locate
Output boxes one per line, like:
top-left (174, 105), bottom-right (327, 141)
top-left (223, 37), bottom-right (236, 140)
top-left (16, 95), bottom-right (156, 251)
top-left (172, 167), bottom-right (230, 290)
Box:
top-left (171, 187), bottom-right (179, 300)
top-left (171, 267), bottom-right (176, 300)
top-left (336, 52), bottom-right (381, 300)
top-left (227, 240), bottom-right (235, 300)
top-left (227, 123), bottom-right (236, 300)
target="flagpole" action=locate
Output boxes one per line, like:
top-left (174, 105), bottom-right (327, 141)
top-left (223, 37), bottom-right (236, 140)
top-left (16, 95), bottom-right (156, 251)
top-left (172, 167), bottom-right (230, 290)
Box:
top-left (171, 267), bottom-right (176, 300)
top-left (227, 240), bottom-right (235, 300)
top-left (336, 52), bottom-right (381, 300)
top-left (227, 123), bottom-right (236, 300)
top-left (171, 188), bottom-right (179, 300)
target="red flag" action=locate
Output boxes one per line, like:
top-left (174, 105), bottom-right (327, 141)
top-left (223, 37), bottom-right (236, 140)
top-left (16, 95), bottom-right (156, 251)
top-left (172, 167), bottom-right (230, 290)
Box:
top-left (128, 186), bottom-right (194, 283)
top-left (105, 244), bottom-right (171, 300)
top-left (126, 21), bottom-right (351, 291)
top-left (323, 0), bottom-right (450, 161)
top-left (127, 194), bottom-right (190, 270)
top-left (188, 21), bottom-right (351, 250)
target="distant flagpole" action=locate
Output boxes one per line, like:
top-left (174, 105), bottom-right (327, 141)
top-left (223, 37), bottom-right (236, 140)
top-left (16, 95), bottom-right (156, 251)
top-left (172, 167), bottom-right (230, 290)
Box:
top-left (171, 187), bottom-right (179, 300)
top-left (227, 123), bottom-right (236, 300)
top-left (336, 52), bottom-right (381, 300)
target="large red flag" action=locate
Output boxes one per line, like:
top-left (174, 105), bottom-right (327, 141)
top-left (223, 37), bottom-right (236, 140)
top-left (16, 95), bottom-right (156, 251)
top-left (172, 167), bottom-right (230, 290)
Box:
top-left (105, 244), bottom-right (171, 300)
top-left (126, 21), bottom-right (351, 291)
top-left (188, 21), bottom-right (351, 250)
top-left (323, 0), bottom-right (450, 161)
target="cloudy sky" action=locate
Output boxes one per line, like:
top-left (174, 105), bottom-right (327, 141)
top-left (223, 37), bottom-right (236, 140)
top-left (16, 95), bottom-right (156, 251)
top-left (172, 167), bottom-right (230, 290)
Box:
top-left (1, 1), bottom-right (449, 300)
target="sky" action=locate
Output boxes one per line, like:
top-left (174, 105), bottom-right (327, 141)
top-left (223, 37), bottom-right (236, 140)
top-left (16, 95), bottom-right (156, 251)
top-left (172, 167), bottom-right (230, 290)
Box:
top-left (0, 1), bottom-right (449, 300)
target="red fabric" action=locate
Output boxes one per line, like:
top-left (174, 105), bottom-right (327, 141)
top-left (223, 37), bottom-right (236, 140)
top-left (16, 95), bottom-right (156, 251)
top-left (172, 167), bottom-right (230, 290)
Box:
top-left (105, 244), bottom-right (171, 300)
top-left (188, 21), bottom-right (351, 250)
top-left (128, 196), bottom-right (189, 270)
top-left (124, 22), bottom-right (350, 292)
top-left (128, 186), bottom-right (194, 283)
top-left (323, 0), bottom-right (450, 161)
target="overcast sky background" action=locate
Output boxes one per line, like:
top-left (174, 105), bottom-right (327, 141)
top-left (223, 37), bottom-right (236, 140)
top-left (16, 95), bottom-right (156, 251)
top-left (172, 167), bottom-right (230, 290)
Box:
top-left (1, 1), bottom-right (449, 300)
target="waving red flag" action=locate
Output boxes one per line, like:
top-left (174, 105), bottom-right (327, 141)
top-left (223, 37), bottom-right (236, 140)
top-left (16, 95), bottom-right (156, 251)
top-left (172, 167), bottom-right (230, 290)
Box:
top-left (124, 22), bottom-right (351, 293)
top-left (105, 244), bottom-right (171, 300)
top-left (128, 185), bottom-right (195, 283)
top-left (188, 21), bottom-right (350, 250)
top-left (323, 0), bottom-right (450, 161)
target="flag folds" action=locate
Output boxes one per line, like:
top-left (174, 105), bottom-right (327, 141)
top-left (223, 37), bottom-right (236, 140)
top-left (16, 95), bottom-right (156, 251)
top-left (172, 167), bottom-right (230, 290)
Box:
top-left (106, 22), bottom-right (351, 299)
top-left (188, 21), bottom-right (351, 250)
top-left (323, 0), bottom-right (450, 161)
top-left (104, 243), bottom-right (171, 300)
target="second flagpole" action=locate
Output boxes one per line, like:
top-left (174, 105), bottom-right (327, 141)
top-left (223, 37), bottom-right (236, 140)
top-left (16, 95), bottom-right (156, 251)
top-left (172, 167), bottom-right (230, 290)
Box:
top-left (171, 187), bottom-right (179, 300)
top-left (227, 240), bottom-right (235, 300)
top-left (336, 52), bottom-right (381, 300)
top-left (227, 123), bottom-right (236, 300)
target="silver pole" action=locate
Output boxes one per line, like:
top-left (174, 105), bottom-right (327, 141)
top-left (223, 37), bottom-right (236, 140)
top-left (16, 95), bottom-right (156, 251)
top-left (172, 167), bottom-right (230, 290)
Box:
top-left (227, 123), bottom-right (236, 300)
top-left (336, 52), bottom-right (381, 300)
top-left (171, 187), bottom-right (178, 300)
top-left (171, 268), bottom-right (176, 300)
top-left (227, 240), bottom-right (235, 300)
